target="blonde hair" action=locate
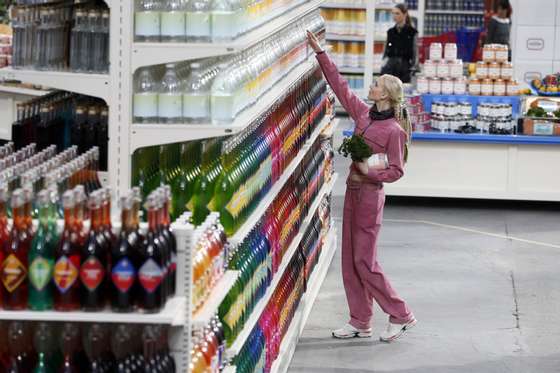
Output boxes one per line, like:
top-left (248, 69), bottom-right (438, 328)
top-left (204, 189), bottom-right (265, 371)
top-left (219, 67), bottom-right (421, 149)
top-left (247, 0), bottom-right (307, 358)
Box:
top-left (379, 74), bottom-right (412, 162)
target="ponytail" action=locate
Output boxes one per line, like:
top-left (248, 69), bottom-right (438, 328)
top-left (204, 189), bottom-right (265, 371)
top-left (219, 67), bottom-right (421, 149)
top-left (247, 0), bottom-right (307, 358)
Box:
top-left (395, 3), bottom-right (412, 27)
top-left (395, 102), bottom-right (412, 162)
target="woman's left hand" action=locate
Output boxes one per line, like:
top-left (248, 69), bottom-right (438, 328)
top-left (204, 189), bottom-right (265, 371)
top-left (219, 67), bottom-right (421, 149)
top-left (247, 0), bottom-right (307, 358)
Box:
top-left (354, 161), bottom-right (369, 175)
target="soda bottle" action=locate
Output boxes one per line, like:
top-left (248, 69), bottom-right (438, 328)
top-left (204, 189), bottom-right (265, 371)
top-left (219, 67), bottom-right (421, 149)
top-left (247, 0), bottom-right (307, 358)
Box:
top-left (101, 188), bottom-right (116, 247)
top-left (80, 193), bottom-right (110, 311)
top-left (59, 323), bottom-right (80, 373)
top-left (154, 191), bottom-right (170, 303)
top-left (28, 189), bottom-right (59, 310)
top-left (136, 195), bottom-right (165, 312)
top-left (111, 194), bottom-right (138, 312)
top-left (6, 322), bottom-right (34, 372)
top-left (53, 191), bottom-right (81, 311)
top-left (1, 190), bottom-right (31, 310)
top-left (33, 323), bottom-right (55, 373)
top-left (83, 324), bottom-right (107, 373)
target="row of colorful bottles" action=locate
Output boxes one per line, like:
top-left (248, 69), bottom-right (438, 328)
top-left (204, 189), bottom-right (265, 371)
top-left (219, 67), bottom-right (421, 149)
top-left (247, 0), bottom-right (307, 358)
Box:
top-left (189, 316), bottom-right (226, 373)
top-left (132, 11), bottom-right (325, 125)
top-left (0, 184), bottom-right (177, 313)
top-left (12, 2), bottom-right (110, 72)
top-left (11, 92), bottom-right (109, 171)
top-left (132, 67), bottom-right (329, 234)
top-left (134, 0), bottom-right (306, 43)
top-left (0, 321), bottom-right (175, 372)
top-left (300, 195), bottom-right (331, 282)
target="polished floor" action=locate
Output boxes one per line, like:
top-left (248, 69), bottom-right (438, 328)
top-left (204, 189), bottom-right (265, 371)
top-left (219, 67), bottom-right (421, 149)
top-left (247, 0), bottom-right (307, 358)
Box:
top-left (287, 119), bottom-right (560, 373)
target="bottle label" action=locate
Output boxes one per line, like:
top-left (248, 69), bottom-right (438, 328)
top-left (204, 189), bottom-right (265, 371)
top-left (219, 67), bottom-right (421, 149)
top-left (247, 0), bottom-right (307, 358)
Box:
top-left (170, 251), bottom-right (177, 273)
top-left (161, 11), bottom-right (186, 37)
top-left (135, 11), bottom-right (161, 37)
top-left (80, 256), bottom-right (105, 291)
top-left (1, 254), bottom-right (27, 293)
top-left (139, 258), bottom-right (163, 293)
top-left (186, 12), bottom-right (210, 38)
top-left (133, 93), bottom-right (158, 119)
top-left (211, 11), bottom-right (237, 40)
top-left (53, 255), bottom-right (80, 293)
top-left (158, 93), bottom-right (182, 119)
top-left (112, 258), bottom-right (136, 293)
top-left (29, 256), bottom-right (53, 291)
top-left (183, 94), bottom-right (209, 120)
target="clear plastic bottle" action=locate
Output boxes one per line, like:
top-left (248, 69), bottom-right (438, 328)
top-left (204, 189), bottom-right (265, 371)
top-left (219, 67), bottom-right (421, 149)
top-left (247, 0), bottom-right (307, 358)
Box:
top-left (211, 64), bottom-right (237, 124)
top-left (101, 10), bottom-right (110, 72)
top-left (133, 68), bottom-right (159, 124)
top-left (159, 63), bottom-right (183, 124)
top-left (186, 0), bottom-right (212, 42)
top-left (161, 0), bottom-right (186, 42)
top-left (183, 62), bottom-right (210, 124)
top-left (210, 0), bottom-right (241, 42)
top-left (135, 0), bottom-right (162, 42)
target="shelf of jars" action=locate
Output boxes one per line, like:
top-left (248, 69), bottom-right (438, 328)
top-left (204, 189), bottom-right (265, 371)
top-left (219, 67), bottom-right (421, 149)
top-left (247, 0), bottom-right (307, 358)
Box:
top-left (129, 58), bottom-right (319, 151)
top-left (0, 69), bottom-right (111, 102)
top-left (192, 270), bottom-right (239, 328)
top-left (130, 0), bottom-right (325, 70)
top-left (226, 172), bottom-right (338, 359)
top-left (269, 228), bottom-right (336, 373)
top-left (228, 114), bottom-right (333, 246)
top-left (325, 33), bottom-right (365, 42)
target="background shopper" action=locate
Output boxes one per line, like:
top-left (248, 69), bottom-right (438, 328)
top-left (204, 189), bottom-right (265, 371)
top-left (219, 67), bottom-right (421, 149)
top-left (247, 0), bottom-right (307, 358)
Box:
top-left (307, 30), bottom-right (417, 343)
top-left (485, 0), bottom-right (512, 53)
top-left (380, 3), bottom-right (418, 83)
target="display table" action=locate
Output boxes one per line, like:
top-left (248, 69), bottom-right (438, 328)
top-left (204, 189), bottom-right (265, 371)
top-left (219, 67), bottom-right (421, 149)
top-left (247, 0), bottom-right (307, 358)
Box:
top-left (342, 130), bottom-right (560, 201)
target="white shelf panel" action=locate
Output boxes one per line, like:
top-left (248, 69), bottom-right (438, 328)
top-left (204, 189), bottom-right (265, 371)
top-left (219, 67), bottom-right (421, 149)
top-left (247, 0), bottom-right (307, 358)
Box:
top-left (326, 33), bottom-right (365, 42)
top-left (322, 2), bottom-right (366, 9)
top-left (223, 366), bottom-right (237, 373)
top-left (129, 59), bottom-right (317, 152)
top-left (270, 228), bottom-right (337, 373)
top-left (131, 0), bottom-right (324, 70)
top-left (0, 68), bottom-right (110, 101)
top-left (0, 84), bottom-right (50, 97)
top-left (228, 114), bottom-right (333, 245)
top-left (339, 66), bottom-right (365, 74)
top-left (226, 173), bottom-right (338, 358)
top-left (0, 296), bottom-right (186, 325)
top-left (425, 9), bottom-right (484, 15)
top-left (192, 270), bottom-right (239, 328)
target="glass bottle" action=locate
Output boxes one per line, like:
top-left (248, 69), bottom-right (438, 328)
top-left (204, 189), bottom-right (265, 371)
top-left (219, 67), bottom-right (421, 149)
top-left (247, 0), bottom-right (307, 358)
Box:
top-left (161, 0), bottom-right (186, 42)
top-left (162, 186), bottom-right (177, 295)
top-left (0, 184), bottom-right (9, 308)
top-left (2, 189), bottom-right (31, 310)
top-left (59, 323), bottom-right (80, 373)
top-left (136, 195), bottom-right (165, 312)
top-left (159, 64), bottom-right (183, 124)
top-left (135, 0), bottom-right (162, 42)
top-left (7, 321), bottom-right (33, 372)
top-left (53, 191), bottom-right (81, 311)
top-left (154, 191), bottom-right (170, 303)
top-left (186, 0), bottom-right (211, 42)
top-left (28, 189), bottom-right (59, 311)
top-left (133, 68), bottom-right (159, 124)
top-left (33, 323), bottom-right (55, 373)
top-left (80, 193), bottom-right (110, 311)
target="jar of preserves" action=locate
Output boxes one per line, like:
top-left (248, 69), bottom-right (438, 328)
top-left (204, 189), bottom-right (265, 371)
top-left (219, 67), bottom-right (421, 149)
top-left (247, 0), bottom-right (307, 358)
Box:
top-left (481, 78), bottom-right (493, 96)
top-left (459, 101), bottom-right (471, 116)
top-left (444, 102), bottom-right (458, 117)
top-left (424, 60), bottom-right (437, 78)
top-left (488, 62), bottom-right (501, 80)
top-left (436, 62), bottom-right (450, 78)
top-left (495, 44), bottom-right (509, 63)
top-left (493, 79), bottom-right (506, 96)
top-left (449, 60), bottom-right (463, 78)
top-left (468, 78), bottom-right (481, 95)
top-left (476, 61), bottom-right (488, 79)
top-left (429, 78), bottom-right (442, 94)
top-left (482, 44), bottom-right (496, 62)
top-left (444, 43), bottom-right (457, 61)
top-left (506, 80), bottom-right (519, 96)
top-left (417, 75), bottom-right (429, 94)
top-left (454, 77), bottom-right (467, 95)
top-left (430, 43), bottom-right (443, 61)
top-left (500, 62), bottom-right (513, 80)
top-left (441, 77), bottom-right (454, 94)
top-left (478, 103), bottom-right (490, 117)
top-left (432, 101), bottom-right (445, 115)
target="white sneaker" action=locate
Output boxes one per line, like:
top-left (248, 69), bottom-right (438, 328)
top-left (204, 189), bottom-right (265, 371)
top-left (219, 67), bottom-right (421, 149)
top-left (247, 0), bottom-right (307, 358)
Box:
top-left (332, 323), bottom-right (372, 339)
top-left (379, 318), bottom-right (417, 343)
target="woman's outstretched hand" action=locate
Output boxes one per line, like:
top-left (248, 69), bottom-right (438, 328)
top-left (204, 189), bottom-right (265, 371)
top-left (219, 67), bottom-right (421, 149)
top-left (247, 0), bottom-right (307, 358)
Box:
top-left (306, 30), bottom-right (324, 54)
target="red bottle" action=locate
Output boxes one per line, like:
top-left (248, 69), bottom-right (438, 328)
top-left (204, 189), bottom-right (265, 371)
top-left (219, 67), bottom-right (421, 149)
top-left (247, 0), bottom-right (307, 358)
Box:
top-left (53, 191), bottom-right (82, 311)
top-left (59, 323), bottom-right (81, 373)
top-left (0, 185), bottom-right (10, 308)
top-left (1, 190), bottom-right (31, 310)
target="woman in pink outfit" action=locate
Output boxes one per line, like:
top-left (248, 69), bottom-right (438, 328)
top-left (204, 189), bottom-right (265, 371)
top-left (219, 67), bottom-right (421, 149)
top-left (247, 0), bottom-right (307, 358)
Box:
top-left (307, 31), bottom-right (417, 343)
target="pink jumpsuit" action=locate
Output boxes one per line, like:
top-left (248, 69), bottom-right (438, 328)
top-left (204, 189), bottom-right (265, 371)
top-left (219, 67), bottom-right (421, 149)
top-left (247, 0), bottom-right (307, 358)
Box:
top-left (316, 52), bottom-right (414, 330)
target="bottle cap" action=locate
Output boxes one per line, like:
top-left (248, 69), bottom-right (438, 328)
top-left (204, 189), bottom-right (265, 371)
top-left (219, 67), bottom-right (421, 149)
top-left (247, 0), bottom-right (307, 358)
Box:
top-left (144, 195), bottom-right (156, 210)
top-left (22, 185), bottom-right (33, 203)
top-left (62, 190), bottom-right (75, 209)
top-left (103, 187), bottom-right (112, 202)
top-left (132, 187), bottom-right (142, 202)
top-left (0, 183), bottom-right (8, 202)
top-left (11, 189), bottom-right (24, 209)
top-left (120, 194), bottom-right (133, 211)
top-left (74, 185), bottom-right (86, 204)
top-left (88, 194), bottom-right (101, 210)
top-left (37, 189), bottom-right (49, 207)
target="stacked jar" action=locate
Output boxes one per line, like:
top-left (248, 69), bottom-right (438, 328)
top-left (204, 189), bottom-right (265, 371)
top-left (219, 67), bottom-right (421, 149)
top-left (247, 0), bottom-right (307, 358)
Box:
top-left (418, 43), bottom-right (467, 95)
top-left (475, 102), bottom-right (516, 134)
top-left (430, 101), bottom-right (515, 134)
top-left (430, 101), bottom-right (474, 132)
top-left (470, 44), bottom-right (518, 96)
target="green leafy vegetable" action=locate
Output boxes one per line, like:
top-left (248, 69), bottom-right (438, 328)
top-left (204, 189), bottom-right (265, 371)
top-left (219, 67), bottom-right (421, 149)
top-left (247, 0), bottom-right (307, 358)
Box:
top-left (526, 106), bottom-right (547, 118)
top-left (338, 134), bottom-right (373, 162)
top-left (553, 109), bottom-right (560, 118)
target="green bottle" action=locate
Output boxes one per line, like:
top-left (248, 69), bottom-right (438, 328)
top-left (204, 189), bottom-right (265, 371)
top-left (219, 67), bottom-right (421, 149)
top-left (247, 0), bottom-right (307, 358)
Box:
top-left (28, 189), bottom-right (59, 310)
top-left (170, 142), bottom-right (201, 221)
top-left (190, 139), bottom-right (223, 225)
top-left (33, 322), bottom-right (55, 373)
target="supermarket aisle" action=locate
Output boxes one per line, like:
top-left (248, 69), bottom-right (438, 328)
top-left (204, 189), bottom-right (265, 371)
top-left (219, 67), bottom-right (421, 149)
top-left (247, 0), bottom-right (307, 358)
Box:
top-left (287, 119), bottom-right (560, 373)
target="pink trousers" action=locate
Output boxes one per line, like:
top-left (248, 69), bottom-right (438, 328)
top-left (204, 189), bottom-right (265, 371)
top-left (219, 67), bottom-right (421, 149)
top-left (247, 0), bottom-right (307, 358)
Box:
top-left (342, 182), bottom-right (413, 329)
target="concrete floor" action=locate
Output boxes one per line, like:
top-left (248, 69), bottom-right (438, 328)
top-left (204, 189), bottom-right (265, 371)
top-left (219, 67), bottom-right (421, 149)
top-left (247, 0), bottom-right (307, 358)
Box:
top-left (287, 118), bottom-right (560, 373)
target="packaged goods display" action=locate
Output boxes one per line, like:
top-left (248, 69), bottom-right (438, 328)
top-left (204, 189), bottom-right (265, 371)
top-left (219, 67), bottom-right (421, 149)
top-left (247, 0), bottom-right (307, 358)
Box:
top-left (321, 8), bottom-right (366, 36)
top-left (0, 321), bottom-right (175, 372)
top-left (521, 98), bottom-right (560, 136)
top-left (10, 92), bottom-right (109, 170)
top-left (469, 45), bottom-right (517, 97)
top-left (0, 33), bottom-right (11, 68)
top-left (134, 0), bottom-right (308, 43)
top-left (133, 11), bottom-right (325, 125)
top-left (0, 183), bottom-right (177, 313)
top-left (426, 0), bottom-right (484, 10)
top-left (189, 316), bottom-right (226, 373)
top-left (330, 41), bottom-right (365, 69)
top-left (11, 2), bottom-right (110, 72)
top-left (419, 43), bottom-right (469, 96)
top-left (133, 67), bottom-right (329, 231)
top-left (424, 14), bottom-right (484, 36)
